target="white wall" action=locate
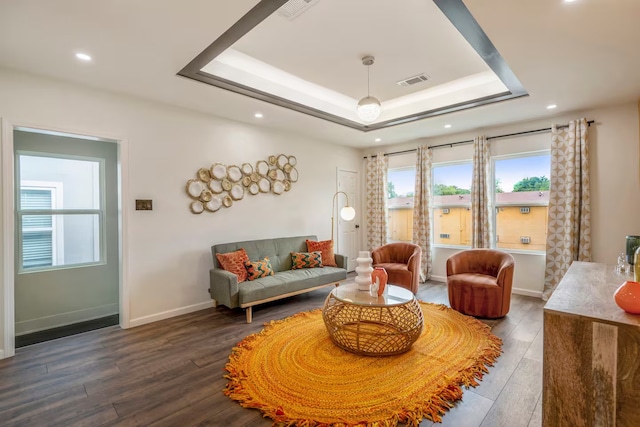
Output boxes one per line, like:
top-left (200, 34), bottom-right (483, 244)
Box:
top-left (364, 102), bottom-right (640, 296)
top-left (0, 69), bottom-right (363, 356)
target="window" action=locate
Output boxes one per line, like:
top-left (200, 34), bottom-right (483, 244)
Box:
top-left (387, 167), bottom-right (415, 242)
top-left (21, 188), bottom-right (56, 268)
top-left (17, 154), bottom-right (104, 272)
top-left (432, 162), bottom-right (472, 247)
top-left (493, 152), bottom-right (550, 252)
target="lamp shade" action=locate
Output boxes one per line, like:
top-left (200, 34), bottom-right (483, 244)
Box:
top-left (357, 96), bottom-right (381, 122)
top-left (331, 190), bottom-right (356, 242)
top-left (340, 206), bottom-right (356, 221)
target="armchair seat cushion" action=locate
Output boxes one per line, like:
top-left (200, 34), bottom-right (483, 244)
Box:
top-left (374, 262), bottom-right (409, 272)
top-left (447, 273), bottom-right (498, 289)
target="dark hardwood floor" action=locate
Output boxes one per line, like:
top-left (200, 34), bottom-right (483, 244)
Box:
top-left (0, 281), bottom-right (545, 427)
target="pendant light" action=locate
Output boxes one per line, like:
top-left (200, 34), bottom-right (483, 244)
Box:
top-left (356, 56), bottom-right (381, 122)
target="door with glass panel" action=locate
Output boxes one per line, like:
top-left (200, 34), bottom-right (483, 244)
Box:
top-left (14, 129), bottom-right (119, 338)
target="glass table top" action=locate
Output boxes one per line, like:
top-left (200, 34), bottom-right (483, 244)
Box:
top-left (331, 282), bottom-right (414, 307)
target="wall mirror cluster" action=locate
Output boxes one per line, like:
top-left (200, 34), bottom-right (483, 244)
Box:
top-left (186, 154), bottom-right (298, 214)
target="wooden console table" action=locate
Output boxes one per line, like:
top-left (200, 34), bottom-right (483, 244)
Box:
top-left (543, 261), bottom-right (640, 426)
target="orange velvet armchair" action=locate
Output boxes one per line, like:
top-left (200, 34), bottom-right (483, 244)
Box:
top-left (446, 249), bottom-right (515, 318)
top-left (371, 243), bottom-right (422, 294)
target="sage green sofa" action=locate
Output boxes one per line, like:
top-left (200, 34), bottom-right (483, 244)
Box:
top-left (209, 235), bottom-right (348, 323)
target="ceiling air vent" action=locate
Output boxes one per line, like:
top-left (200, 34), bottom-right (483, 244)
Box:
top-left (277, 0), bottom-right (319, 20)
top-left (396, 73), bottom-right (430, 87)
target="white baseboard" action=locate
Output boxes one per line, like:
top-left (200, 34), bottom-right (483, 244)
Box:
top-left (429, 275), bottom-right (446, 283)
top-left (129, 301), bottom-right (214, 328)
top-left (512, 287), bottom-right (543, 298)
top-left (15, 303), bottom-right (119, 336)
top-left (0, 350), bottom-right (5, 360)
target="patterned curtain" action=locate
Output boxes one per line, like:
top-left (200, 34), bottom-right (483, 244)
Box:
top-left (366, 153), bottom-right (388, 250)
top-left (413, 145), bottom-right (432, 282)
top-left (543, 118), bottom-right (591, 299)
top-left (471, 136), bottom-right (492, 248)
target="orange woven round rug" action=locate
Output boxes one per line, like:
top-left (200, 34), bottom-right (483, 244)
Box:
top-left (224, 302), bottom-right (502, 426)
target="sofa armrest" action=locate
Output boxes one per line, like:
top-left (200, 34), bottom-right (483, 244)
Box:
top-left (209, 268), bottom-right (240, 309)
top-left (334, 253), bottom-right (348, 270)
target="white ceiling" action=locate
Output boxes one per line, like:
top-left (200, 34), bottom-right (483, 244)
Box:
top-left (231, 0), bottom-right (489, 100)
top-left (0, 0), bottom-right (639, 148)
top-left (197, 0), bottom-right (509, 127)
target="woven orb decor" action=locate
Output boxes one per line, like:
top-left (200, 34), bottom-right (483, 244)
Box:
top-left (186, 154), bottom-right (298, 214)
top-left (224, 302), bottom-right (502, 426)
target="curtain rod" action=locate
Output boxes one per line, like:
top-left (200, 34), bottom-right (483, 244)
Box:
top-left (363, 120), bottom-right (594, 159)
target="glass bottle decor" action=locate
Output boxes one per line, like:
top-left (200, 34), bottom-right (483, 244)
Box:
top-left (626, 235), bottom-right (640, 265)
top-left (635, 247), bottom-right (640, 282)
top-left (354, 251), bottom-right (374, 291)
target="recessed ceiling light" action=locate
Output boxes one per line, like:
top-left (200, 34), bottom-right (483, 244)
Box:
top-left (254, 113), bottom-right (263, 118)
top-left (546, 104), bottom-right (557, 110)
top-left (374, 138), bottom-right (381, 142)
top-left (75, 52), bottom-right (92, 62)
top-left (444, 124), bottom-right (452, 128)
top-left (564, 0), bottom-right (577, 3)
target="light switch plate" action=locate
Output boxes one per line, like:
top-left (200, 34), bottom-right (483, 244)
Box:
top-left (136, 199), bottom-right (153, 210)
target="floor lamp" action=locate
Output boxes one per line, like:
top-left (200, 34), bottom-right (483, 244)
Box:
top-left (331, 191), bottom-right (356, 243)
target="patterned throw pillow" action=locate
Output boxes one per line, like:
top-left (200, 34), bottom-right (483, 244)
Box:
top-left (244, 257), bottom-right (275, 281)
top-left (306, 239), bottom-right (337, 267)
top-left (291, 251), bottom-right (323, 270)
top-left (216, 248), bottom-right (249, 283)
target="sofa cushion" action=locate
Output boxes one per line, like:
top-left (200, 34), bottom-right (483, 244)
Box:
top-left (291, 251), bottom-right (323, 269)
top-left (245, 257), bottom-right (275, 281)
top-left (306, 239), bottom-right (337, 267)
top-left (238, 267), bottom-right (346, 305)
top-left (216, 248), bottom-right (249, 283)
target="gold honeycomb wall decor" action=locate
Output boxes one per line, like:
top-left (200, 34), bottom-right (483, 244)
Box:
top-left (185, 154), bottom-right (298, 214)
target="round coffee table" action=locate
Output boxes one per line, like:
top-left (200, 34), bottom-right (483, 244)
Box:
top-left (322, 282), bottom-right (424, 356)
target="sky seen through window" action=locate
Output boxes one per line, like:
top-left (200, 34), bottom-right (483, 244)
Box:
top-left (388, 154), bottom-right (550, 197)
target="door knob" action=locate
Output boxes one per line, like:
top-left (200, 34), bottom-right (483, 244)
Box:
top-left (355, 224), bottom-right (360, 229)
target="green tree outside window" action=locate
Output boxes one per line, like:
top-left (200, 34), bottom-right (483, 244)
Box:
top-left (512, 176), bottom-right (550, 192)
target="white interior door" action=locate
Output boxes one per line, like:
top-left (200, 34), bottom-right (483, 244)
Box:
top-left (337, 169), bottom-right (358, 272)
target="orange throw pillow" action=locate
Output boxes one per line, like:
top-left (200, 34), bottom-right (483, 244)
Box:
top-left (306, 239), bottom-right (337, 267)
top-left (216, 248), bottom-right (249, 283)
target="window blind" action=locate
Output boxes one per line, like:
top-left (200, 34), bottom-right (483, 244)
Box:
top-left (20, 189), bottom-right (54, 268)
